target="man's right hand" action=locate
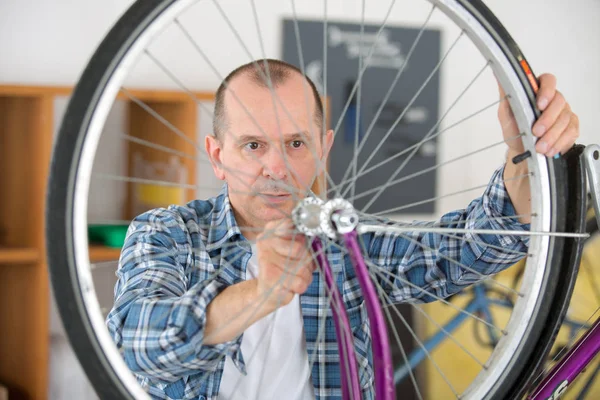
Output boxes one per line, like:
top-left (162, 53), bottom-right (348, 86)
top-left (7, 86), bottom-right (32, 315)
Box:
top-left (255, 219), bottom-right (316, 310)
top-left (204, 219), bottom-right (316, 345)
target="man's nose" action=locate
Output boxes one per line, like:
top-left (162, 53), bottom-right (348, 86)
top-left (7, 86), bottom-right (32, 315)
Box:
top-left (262, 149), bottom-right (289, 180)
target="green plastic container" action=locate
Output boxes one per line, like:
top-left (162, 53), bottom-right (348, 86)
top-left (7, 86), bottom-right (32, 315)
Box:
top-left (88, 224), bottom-right (129, 248)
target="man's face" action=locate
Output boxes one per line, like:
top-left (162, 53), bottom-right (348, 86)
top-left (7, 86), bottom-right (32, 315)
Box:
top-left (206, 73), bottom-right (333, 232)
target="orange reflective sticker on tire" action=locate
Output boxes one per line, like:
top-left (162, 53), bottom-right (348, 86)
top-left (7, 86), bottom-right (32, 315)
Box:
top-left (519, 58), bottom-right (539, 93)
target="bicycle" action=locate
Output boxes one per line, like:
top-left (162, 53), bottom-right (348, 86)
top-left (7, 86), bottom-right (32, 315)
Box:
top-left (45, 0), bottom-right (600, 399)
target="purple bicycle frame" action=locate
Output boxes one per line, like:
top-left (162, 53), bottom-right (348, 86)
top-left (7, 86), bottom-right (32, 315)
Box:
top-left (528, 315), bottom-right (600, 399)
top-left (312, 231), bottom-right (396, 400)
top-left (312, 238), bottom-right (361, 399)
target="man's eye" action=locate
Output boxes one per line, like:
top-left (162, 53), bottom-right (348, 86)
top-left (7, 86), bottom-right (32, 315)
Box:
top-left (245, 142), bottom-right (260, 150)
top-left (290, 140), bottom-right (304, 148)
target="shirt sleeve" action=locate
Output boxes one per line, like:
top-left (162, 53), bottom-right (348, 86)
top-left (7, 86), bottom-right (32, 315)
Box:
top-left (105, 208), bottom-right (244, 384)
top-left (367, 164), bottom-right (530, 303)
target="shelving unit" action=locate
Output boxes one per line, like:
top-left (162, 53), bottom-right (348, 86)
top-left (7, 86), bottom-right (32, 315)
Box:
top-left (0, 86), bottom-right (54, 400)
top-left (0, 84), bottom-right (213, 400)
top-left (0, 249), bottom-right (39, 264)
top-left (88, 246), bottom-right (122, 263)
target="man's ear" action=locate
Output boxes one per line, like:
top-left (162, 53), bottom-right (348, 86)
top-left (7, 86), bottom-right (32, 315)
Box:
top-left (323, 129), bottom-right (334, 158)
top-left (205, 134), bottom-right (226, 180)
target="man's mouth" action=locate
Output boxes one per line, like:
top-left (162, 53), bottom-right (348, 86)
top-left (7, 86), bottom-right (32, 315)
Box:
top-left (262, 193), bottom-right (292, 203)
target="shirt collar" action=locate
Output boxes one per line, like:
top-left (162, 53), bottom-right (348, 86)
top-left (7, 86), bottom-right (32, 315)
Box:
top-left (206, 183), bottom-right (251, 253)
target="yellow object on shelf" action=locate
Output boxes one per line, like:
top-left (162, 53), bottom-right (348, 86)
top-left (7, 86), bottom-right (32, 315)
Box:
top-left (136, 183), bottom-right (183, 207)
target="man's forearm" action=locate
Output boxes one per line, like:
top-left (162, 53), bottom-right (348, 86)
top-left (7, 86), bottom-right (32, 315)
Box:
top-left (503, 149), bottom-right (531, 224)
top-left (203, 279), bottom-right (277, 345)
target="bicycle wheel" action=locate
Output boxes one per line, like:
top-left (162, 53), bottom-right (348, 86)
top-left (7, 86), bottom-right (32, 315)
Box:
top-left (46, 0), bottom-right (586, 399)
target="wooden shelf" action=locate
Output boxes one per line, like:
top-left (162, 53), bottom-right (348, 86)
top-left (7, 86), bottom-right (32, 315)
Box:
top-left (0, 248), bottom-right (39, 264)
top-left (0, 87), bottom-right (54, 399)
top-left (89, 245), bottom-right (122, 263)
top-left (0, 84), bottom-right (213, 399)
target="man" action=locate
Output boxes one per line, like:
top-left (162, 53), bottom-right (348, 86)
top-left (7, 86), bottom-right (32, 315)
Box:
top-left (106, 59), bottom-right (579, 399)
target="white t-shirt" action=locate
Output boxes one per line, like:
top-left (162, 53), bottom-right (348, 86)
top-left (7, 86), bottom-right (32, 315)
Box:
top-left (218, 245), bottom-right (316, 400)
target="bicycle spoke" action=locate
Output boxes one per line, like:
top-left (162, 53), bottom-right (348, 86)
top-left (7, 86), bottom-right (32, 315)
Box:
top-left (365, 227), bottom-right (522, 297)
top-left (250, 306), bottom-right (280, 397)
top-left (362, 233), bottom-right (489, 371)
top-left (320, 0), bottom-right (328, 197)
top-left (366, 264), bottom-right (460, 397)
top-left (347, 136), bottom-right (519, 203)
top-left (142, 49), bottom-right (216, 116)
top-left (121, 87), bottom-right (204, 151)
top-left (364, 121), bottom-right (517, 216)
top-left (381, 294), bottom-right (426, 400)
top-left (92, 173), bottom-right (201, 190)
top-left (364, 257), bottom-right (507, 334)
top-left (341, 41), bottom-right (487, 201)
top-left (325, 0), bottom-right (398, 199)
top-left (359, 223), bottom-right (589, 239)
top-left (357, 213), bottom-right (529, 257)
top-left (359, 211), bottom-right (533, 229)
top-left (120, 133), bottom-right (200, 163)
top-left (369, 172), bottom-right (532, 216)
top-left (314, 234), bottom-right (509, 336)
top-left (336, 4), bottom-right (436, 197)
top-left (354, 234), bottom-right (425, 400)
top-left (353, 30), bottom-right (466, 209)
top-left (349, 0), bottom-right (366, 202)
top-left (328, 94), bottom-right (510, 196)
top-left (410, 302), bottom-right (487, 368)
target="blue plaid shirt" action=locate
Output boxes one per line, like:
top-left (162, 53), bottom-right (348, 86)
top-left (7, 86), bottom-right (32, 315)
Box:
top-left (106, 165), bottom-right (529, 400)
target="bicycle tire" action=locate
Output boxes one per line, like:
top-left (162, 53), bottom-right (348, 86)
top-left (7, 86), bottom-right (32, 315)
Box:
top-left (45, 0), bottom-right (585, 399)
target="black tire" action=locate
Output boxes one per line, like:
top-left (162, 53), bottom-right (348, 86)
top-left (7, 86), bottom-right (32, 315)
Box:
top-left (45, 1), bottom-right (586, 399)
top-left (47, 2), bottom-right (179, 399)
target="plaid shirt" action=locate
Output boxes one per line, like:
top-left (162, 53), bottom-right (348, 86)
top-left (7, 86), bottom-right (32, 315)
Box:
top-left (106, 165), bottom-right (529, 400)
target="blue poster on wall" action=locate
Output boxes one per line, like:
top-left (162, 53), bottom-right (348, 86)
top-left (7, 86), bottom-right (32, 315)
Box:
top-left (281, 19), bottom-right (441, 215)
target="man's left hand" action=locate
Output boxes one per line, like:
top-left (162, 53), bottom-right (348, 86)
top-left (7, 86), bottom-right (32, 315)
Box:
top-left (498, 73), bottom-right (580, 157)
